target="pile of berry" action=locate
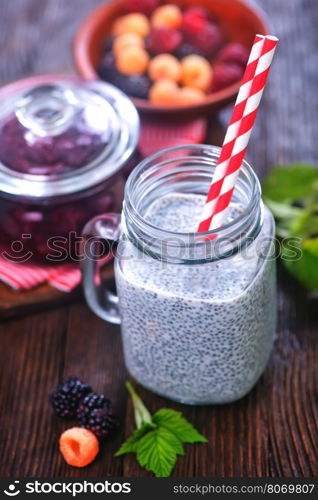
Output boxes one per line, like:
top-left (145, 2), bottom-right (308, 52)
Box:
top-left (98, 0), bottom-right (249, 105)
top-left (51, 377), bottom-right (119, 467)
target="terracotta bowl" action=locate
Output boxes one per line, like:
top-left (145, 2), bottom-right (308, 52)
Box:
top-left (73, 0), bottom-right (269, 118)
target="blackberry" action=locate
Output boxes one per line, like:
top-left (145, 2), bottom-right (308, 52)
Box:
top-left (77, 393), bottom-right (118, 439)
top-left (103, 36), bottom-right (115, 52)
top-left (50, 377), bottom-right (92, 419)
top-left (97, 52), bottom-right (118, 81)
top-left (175, 43), bottom-right (203, 59)
top-left (118, 74), bottom-right (151, 99)
top-left (98, 53), bottom-right (151, 99)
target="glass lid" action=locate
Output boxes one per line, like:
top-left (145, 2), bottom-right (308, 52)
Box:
top-left (0, 75), bottom-right (139, 198)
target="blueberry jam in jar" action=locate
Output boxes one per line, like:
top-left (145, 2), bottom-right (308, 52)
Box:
top-left (0, 75), bottom-right (139, 263)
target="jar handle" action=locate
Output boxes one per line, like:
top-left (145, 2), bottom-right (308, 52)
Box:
top-left (81, 213), bottom-right (121, 325)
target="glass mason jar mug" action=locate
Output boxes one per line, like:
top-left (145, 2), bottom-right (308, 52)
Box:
top-left (82, 145), bottom-right (276, 405)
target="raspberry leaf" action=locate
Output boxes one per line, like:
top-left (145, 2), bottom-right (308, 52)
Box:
top-left (115, 382), bottom-right (207, 477)
top-left (282, 237), bottom-right (318, 293)
top-left (136, 427), bottom-right (184, 477)
top-left (115, 423), bottom-right (155, 456)
top-left (262, 164), bottom-right (318, 202)
top-left (153, 408), bottom-right (208, 443)
top-left (125, 381), bottom-right (154, 428)
top-left (262, 163), bottom-right (318, 292)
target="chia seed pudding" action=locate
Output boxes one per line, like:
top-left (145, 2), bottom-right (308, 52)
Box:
top-left (115, 192), bottom-right (276, 404)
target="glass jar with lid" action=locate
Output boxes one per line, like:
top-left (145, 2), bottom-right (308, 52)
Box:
top-left (0, 74), bottom-right (139, 263)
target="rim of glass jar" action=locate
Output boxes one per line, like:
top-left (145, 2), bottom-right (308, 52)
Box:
top-left (123, 144), bottom-right (263, 263)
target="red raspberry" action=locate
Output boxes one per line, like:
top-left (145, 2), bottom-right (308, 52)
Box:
top-left (184, 7), bottom-right (209, 22)
top-left (218, 43), bottom-right (249, 68)
top-left (187, 6), bottom-right (218, 23)
top-left (59, 428), bottom-right (99, 468)
top-left (148, 27), bottom-right (182, 55)
top-left (210, 63), bottom-right (244, 92)
top-left (124, 0), bottom-right (159, 16)
top-left (182, 8), bottom-right (208, 37)
top-left (190, 23), bottom-right (223, 58)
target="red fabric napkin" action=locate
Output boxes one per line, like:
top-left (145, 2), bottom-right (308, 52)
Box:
top-left (0, 118), bottom-right (207, 292)
top-left (0, 257), bottom-right (81, 292)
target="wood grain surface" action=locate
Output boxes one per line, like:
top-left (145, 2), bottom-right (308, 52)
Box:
top-left (0, 0), bottom-right (317, 478)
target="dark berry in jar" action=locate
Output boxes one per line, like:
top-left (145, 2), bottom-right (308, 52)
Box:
top-left (0, 116), bottom-right (106, 175)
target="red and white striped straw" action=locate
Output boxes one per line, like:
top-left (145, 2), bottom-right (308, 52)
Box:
top-left (198, 35), bottom-right (279, 232)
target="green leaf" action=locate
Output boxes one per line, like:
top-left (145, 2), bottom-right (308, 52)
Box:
top-left (282, 237), bottom-right (318, 292)
top-left (263, 198), bottom-right (303, 221)
top-left (153, 409), bottom-right (208, 444)
top-left (125, 381), bottom-right (154, 429)
top-left (115, 423), bottom-right (154, 456)
top-left (289, 211), bottom-right (318, 239)
top-left (136, 427), bottom-right (184, 477)
top-left (262, 164), bottom-right (318, 202)
top-left (115, 382), bottom-right (208, 477)
top-left (304, 238), bottom-right (318, 258)
top-left (262, 164), bottom-right (318, 292)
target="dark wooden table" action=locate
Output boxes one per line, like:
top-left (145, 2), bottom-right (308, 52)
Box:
top-left (0, 0), bottom-right (317, 478)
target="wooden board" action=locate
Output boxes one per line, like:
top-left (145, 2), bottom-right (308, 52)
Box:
top-left (0, 264), bottom-right (114, 319)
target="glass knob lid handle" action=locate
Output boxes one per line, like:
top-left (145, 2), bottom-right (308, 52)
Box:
top-left (15, 84), bottom-right (80, 137)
